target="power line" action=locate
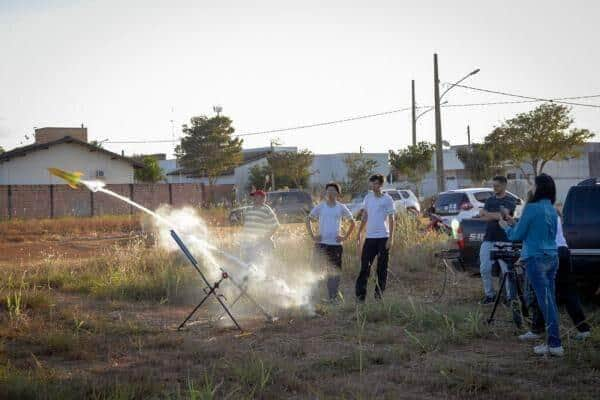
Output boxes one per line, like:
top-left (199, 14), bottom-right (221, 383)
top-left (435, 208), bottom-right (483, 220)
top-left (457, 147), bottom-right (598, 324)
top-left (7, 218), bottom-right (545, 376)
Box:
top-left (447, 83), bottom-right (600, 109)
top-left (105, 93), bottom-right (600, 144)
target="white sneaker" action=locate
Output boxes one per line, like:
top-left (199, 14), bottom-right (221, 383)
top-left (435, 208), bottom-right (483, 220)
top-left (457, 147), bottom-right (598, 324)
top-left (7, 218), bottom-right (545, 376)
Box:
top-left (574, 331), bottom-right (591, 340)
top-left (519, 331), bottom-right (542, 341)
top-left (534, 344), bottom-right (565, 357)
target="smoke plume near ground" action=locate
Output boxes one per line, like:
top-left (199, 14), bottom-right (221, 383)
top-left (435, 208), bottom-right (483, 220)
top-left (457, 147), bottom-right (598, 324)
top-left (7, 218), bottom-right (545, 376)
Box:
top-left (151, 206), bottom-right (326, 318)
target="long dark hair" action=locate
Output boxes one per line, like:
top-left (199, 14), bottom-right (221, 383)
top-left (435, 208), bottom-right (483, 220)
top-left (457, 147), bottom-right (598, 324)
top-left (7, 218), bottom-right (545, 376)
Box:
top-left (529, 173), bottom-right (556, 204)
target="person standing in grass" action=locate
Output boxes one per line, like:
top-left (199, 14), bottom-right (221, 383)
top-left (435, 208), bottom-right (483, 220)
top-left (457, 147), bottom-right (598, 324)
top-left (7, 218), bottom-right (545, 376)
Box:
top-left (477, 176), bottom-right (517, 305)
top-left (240, 189), bottom-right (279, 264)
top-left (500, 174), bottom-right (563, 356)
top-left (307, 182), bottom-right (356, 302)
top-left (355, 174), bottom-right (396, 302)
top-left (519, 205), bottom-right (592, 342)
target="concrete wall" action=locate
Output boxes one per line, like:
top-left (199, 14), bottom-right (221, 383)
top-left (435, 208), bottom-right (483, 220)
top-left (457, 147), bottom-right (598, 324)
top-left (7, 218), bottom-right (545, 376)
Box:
top-left (0, 183), bottom-right (233, 219)
top-left (0, 142), bottom-right (135, 185)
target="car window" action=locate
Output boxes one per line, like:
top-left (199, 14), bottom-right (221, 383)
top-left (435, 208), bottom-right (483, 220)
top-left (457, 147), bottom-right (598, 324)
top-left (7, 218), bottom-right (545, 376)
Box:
top-left (387, 192), bottom-right (402, 200)
top-left (434, 193), bottom-right (468, 212)
top-left (399, 191), bottom-right (410, 199)
top-left (564, 186), bottom-right (600, 225)
top-left (473, 191), bottom-right (493, 203)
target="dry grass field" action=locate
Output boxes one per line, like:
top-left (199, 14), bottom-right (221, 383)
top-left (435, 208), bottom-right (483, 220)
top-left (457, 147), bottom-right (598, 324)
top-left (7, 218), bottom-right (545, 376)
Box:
top-left (0, 213), bottom-right (598, 399)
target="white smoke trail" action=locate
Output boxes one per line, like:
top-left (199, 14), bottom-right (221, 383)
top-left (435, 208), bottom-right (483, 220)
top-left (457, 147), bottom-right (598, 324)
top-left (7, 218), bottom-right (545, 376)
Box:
top-left (80, 179), bottom-right (323, 317)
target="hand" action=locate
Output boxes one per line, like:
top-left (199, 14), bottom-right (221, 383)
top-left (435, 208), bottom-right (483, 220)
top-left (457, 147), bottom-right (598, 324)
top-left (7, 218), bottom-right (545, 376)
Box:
top-left (498, 219), bottom-right (509, 229)
top-left (385, 238), bottom-right (393, 250)
top-left (336, 235), bottom-right (345, 243)
top-left (505, 215), bottom-right (516, 226)
top-left (313, 234), bottom-right (322, 242)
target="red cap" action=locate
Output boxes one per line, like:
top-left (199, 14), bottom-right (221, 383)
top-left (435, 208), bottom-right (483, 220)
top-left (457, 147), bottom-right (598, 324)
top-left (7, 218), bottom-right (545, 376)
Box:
top-left (250, 189), bottom-right (266, 197)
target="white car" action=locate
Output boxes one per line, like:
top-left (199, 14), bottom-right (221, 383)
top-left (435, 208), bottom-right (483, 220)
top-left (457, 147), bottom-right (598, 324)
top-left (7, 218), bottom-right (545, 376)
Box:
top-left (345, 189), bottom-right (421, 219)
top-left (383, 189), bottom-right (421, 215)
top-left (433, 188), bottom-right (524, 226)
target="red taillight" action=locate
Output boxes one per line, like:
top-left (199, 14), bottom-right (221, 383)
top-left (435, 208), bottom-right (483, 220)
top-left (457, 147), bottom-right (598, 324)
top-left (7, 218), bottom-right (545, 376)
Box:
top-left (460, 202), bottom-right (473, 211)
top-left (456, 226), bottom-right (465, 249)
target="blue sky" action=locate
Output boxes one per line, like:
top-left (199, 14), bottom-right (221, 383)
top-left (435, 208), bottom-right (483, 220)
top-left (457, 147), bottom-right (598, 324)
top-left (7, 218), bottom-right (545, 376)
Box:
top-left (1, 0), bottom-right (598, 157)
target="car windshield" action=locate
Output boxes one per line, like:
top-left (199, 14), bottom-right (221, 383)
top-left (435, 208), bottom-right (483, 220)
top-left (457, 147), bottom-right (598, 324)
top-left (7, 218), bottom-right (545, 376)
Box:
top-left (434, 192), bottom-right (468, 214)
top-left (386, 191), bottom-right (402, 200)
top-left (473, 191), bottom-right (493, 203)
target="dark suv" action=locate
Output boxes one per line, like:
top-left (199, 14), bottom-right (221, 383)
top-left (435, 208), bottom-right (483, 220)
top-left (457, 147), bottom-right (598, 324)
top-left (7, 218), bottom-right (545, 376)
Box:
top-left (229, 190), bottom-right (313, 224)
top-left (563, 178), bottom-right (600, 291)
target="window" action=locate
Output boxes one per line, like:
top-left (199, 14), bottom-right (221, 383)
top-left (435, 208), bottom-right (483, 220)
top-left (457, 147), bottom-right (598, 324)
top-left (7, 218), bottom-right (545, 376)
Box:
top-left (387, 192), bottom-right (402, 201)
top-left (400, 191), bottom-right (410, 199)
top-left (564, 187), bottom-right (600, 225)
top-left (434, 193), bottom-right (468, 214)
top-left (473, 191), bottom-right (493, 203)
top-left (507, 173), bottom-right (517, 180)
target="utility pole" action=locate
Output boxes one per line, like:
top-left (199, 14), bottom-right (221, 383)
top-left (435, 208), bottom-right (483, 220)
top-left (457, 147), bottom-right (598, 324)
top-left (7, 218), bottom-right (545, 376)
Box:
top-left (433, 53), bottom-right (445, 193)
top-left (411, 80), bottom-right (416, 146)
top-left (467, 125), bottom-right (471, 146)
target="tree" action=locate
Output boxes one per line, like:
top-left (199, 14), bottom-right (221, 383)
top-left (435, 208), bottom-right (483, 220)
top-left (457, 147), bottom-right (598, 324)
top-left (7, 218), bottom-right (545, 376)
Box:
top-left (267, 150), bottom-right (314, 189)
top-left (135, 156), bottom-right (165, 183)
top-left (175, 115), bottom-right (243, 186)
top-left (389, 142), bottom-right (435, 196)
top-left (484, 103), bottom-right (594, 182)
top-left (456, 143), bottom-right (504, 185)
top-left (247, 163), bottom-right (272, 191)
top-left (343, 153), bottom-right (379, 196)
top-left (0, 145), bottom-right (4, 154)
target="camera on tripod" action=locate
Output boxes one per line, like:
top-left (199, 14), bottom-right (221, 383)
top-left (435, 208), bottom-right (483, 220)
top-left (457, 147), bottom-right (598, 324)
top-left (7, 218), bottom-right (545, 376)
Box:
top-left (490, 242), bottom-right (522, 267)
top-left (486, 242), bottom-right (528, 328)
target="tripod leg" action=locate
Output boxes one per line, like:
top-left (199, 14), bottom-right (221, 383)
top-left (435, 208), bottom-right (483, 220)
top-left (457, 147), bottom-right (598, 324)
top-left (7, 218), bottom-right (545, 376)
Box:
top-left (487, 273), bottom-right (508, 324)
top-left (178, 288), bottom-right (215, 330)
top-left (515, 272), bottom-right (529, 318)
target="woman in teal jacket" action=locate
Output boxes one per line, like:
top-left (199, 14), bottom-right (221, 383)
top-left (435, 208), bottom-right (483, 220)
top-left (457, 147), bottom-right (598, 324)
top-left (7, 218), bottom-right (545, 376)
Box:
top-left (501, 174), bottom-right (563, 356)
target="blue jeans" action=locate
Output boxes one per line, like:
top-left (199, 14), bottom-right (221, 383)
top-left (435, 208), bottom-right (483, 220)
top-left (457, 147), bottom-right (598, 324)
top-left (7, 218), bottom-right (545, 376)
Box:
top-left (525, 254), bottom-right (561, 348)
top-left (479, 241), bottom-right (515, 299)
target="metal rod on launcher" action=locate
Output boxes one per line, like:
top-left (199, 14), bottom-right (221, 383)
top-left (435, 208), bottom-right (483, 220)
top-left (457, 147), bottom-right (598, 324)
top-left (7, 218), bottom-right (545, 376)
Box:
top-left (169, 229), bottom-right (243, 332)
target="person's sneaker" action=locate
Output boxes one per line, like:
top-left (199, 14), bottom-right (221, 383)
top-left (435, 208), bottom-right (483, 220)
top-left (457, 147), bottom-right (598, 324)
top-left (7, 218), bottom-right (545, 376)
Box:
top-left (533, 344), bottom-right (565, 357)
top-left (479, 296), bottom-right (495, 305)
top-left (519, 331), bottom-right (542, 341)
top-left (574, 330), bottom-right (591, 341)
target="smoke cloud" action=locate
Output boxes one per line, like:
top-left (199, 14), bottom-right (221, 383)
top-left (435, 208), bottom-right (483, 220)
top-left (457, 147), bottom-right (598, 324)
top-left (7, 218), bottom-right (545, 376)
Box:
top-left (151, 206), bottom-right (325, 319)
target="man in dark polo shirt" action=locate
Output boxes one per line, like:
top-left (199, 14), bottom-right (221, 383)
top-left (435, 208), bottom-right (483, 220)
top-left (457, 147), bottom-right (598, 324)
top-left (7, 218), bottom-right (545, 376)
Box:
top-left (478, 176), bottom-right (517, 304)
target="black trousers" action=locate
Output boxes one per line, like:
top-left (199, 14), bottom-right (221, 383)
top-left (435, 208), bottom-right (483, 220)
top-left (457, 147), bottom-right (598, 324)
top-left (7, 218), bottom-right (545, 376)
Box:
top-left (355, 238), bottom-right (389, 301)
top-left (530, 246), bottom-right (590, 334)
top-left (315, 244), bottom-right (343, 300)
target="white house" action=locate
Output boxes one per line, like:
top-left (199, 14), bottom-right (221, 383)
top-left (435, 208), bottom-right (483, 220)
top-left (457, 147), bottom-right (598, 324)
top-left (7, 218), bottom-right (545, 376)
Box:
top-left (0, 135), bottom-right (142, 185)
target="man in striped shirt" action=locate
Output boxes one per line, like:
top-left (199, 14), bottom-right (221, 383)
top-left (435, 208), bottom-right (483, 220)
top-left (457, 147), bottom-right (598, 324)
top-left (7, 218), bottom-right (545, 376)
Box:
top-left (240, 189), bottom-right (279, 263)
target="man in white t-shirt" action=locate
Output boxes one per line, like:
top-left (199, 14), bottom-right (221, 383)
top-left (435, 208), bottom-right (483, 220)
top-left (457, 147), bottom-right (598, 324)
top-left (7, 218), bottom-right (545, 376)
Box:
top-left (355, 174), bottom-right (396, 302)
top-left (307, 182), bottom-right (356, 301)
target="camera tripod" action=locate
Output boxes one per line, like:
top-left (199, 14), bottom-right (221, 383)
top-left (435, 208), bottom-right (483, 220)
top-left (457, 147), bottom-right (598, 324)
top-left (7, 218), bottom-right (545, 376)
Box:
top-left (487, 245), bottom-right (529, 329)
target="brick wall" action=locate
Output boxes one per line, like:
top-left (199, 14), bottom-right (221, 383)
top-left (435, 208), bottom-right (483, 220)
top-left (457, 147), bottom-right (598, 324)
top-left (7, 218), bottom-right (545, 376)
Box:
top-left (93, 184), bottom-right (131, 216)
top-left (10, 185), bottom-right (51, 219)
top-left (0, 183), bottom-right (234, 219)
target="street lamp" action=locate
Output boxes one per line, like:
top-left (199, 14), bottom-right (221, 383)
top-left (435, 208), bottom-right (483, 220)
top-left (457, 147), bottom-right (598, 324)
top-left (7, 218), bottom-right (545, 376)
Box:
top-left (433, 53), bottom-right (479, 193)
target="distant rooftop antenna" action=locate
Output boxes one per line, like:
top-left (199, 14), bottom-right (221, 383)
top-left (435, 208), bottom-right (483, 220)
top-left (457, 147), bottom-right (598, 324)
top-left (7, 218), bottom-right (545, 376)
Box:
top-left (213, 105), bottom-right (223, 116)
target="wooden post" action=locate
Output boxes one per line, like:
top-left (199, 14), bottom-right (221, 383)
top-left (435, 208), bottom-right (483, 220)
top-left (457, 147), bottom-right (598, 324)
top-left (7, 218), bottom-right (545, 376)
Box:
top-left (7, 185), bottom-right (12, 220)
top-left (49, 185), bottom-right (54, 219)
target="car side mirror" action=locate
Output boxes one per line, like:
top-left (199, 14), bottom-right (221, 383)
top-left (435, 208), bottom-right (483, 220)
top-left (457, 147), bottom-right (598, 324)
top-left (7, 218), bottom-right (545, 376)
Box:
top-left (516, 199), bottom-right (522, 205)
